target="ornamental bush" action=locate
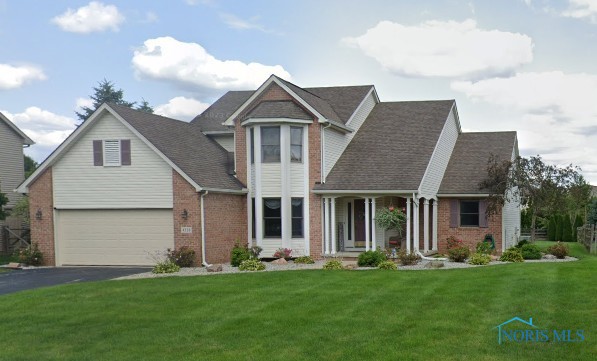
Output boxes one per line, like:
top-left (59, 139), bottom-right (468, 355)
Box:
top-left (357, 250), bottom-right (387, 267)
top-left (397, 250), bottom-right (421, 265)
top-left (446, 237), bottom-right (470, 262)
top-left (239, 258), bottom-right (266, 271)
top-left (294, 255), bottom-right (315, 264)
top-left (323, 259), bottom-right (344, 270)
top-left (16, 243), bottom-right (43, 266)
top-left (152, 260), bottom-right (180, 274)
top-left (468, 252), bottom-right (491, 265)
top-left (499, 247), bottom-right (524, 262)
top-left (167, 246), bottom-right (195, 267)
top-left (520, 244), bottom-right (542, 260)
top-left (273, 248), bottom-right (292, 260)
top-left (547, 242), bottom-right (569, 259)
top-left (476, 241), bottom-right (492, 255)
top-left (377, 260), bottom-right (397, 270)
top-left (230, 243), bottom-right (251, 267)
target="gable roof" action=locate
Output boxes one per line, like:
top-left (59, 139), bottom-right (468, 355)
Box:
top-left (18, 104), bottom-right (245, 193)
top-left (245, 100), bottom-right (312, 120)
top-left (108, 104), bottom-right (245, 191)
top-left (191, 90), bottom-right (253, 132)
top-left (439, 131), bottom-right (518, 195)
top-left (0, 112), bottom-right (34, 145)
top-left (306, 85), bottom-right (374, 124)
top-left (315, 100), bottom-right (455, 192)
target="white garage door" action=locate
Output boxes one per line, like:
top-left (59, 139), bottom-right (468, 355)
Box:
top-left (56, 209), bottom-right (174, 266)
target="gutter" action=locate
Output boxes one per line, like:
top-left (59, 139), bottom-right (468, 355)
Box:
top-left (200, 190), bottom-right (211, 267)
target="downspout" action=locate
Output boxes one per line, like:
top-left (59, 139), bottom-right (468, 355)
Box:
top-left (200, 190), bottom-right (210, 267)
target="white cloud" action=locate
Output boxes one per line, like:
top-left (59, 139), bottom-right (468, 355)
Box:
top-left (76, 97), bottom-right (94, 111)
top-left (451, 71), bottom-right (597, 182)
top-left (131, 36), bottom-right (291, 92)
top-left (562, 0), bottom-right (597, 22)
top-left (219, 13), bottom-right (277, 33)
top-left (155, 96), bottom-right (210, 121)
top-left (52, 1), bottom-right (125, 33)
top-left (0, 64), bottom-right (46, 89)
top-left (342, 19), bottom-right (533, 79)
top-left (1, 107), bottom-right (77, 162)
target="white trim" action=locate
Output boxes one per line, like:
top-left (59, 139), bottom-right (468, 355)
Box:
top-left (406, 197), bottom-right (411, 253)
top-left (303, 125), bottom-right (310, 256)
top-left (371, 197), bottom-right (376, 250)
top-left (201, 191), bottom-right (209, 265)
top-left (241, 118), bottom-right (313, 126)
top-left (200, 187), bottom-right (248, 194)
top-left (0, 112), bottom-right (34, 145)
top-left (432, 199), bottom-right (438, 251)
top-left (365, 197), bottom-right (370, 251)
top-left (53, 208), bottom-right (60, 266)
top-left (202, 130), bottom-right (234, 135)
top-left (254, 125), bottom-right (263, 247)
top-left (423, 198), bottom-right (429, 253)
top-left (345, 87), bottom-right (377, 127)
top-left (331, 197), bottom-right (336, 254)
top-left (246, 127), bottom-right (252, 247)
top-left (281, 125), bottom-right (291, 249)
top-left (312, 189), bottom-right (417, 195)
top-left (413, 196), bottom-right (419, 252)
top-left (437, 193), bottom-right (490, 197)
top-left (324, 198), bottom-right (330, 255)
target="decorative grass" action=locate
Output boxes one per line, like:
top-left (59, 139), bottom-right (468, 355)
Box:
top-left (0, 242), bottom-right (594, 361)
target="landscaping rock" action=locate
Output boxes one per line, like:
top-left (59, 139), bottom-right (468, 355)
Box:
top-left (424, 261), bottom-right (445, 269)
top-left (490, 255), bottom-right (500, 261)
top-left (542, 254), bottom-right (557, 260)
top-left (6, 262), bottom-right (22, 269)
top-left (343, 263), bottom-right (358, 270)
top-left (271, 258), bottom-right (287, 265)
top-left (206, 264), bottom-right (223, 272)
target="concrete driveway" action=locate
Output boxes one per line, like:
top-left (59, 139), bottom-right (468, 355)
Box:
top-left (0, 266), bottom-right (150, 296)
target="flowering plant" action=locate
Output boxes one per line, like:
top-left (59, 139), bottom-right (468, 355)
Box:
top-left (376, 207), bottom-right (406, 236)
top-left (273, 248), bottom-right (292, 260)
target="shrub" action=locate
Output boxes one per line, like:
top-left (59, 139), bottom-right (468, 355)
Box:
top-left (323, 259), bottom-right (344, 270)
top-left (294, 255), bottom-right (315, 264)
top-left (520, 244), bottom-right (542, 260)
top-left (469, 252), bottom-right (491, 265)
top-left (152, 260), bottom-right (180, 274)
top-left (239, 258), bottom-right (266, 271)
top-left (499, 248), bottom-right (524, 262)
top-left (547, 242), bottom-right (569, 259)
top-left (167, 246), bottom-right (195, 267)
top-left (231, 243), bottom-right (251, 267)
top-left (377, 260), bottom-right (397, 270)
top-left (397, 250), bottom-right (421, 265)
top-left (548, 217), bottom-right (557, 242)
top-left (476, 241), bottom-right (492, 255)
top-left (273, 248), bottom-right (292, 260)
top-left (375, 207), bottom-right (406, 235)
top-left (16, 243), bottom-right (43, 266)
top-left (446, 236), bottom-right (470, 262)
top-left (515, 239), bottom-right (529, 248)
top-left (357, 250), bottom-right (387, 267)
top-left (249, 246), bottom-right (263, 259)
top-left (562, 215), bottom-right (573, 242)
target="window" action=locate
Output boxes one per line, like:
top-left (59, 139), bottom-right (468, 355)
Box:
top-left (347, 202), bottom-right (352, 240)
top-left (93, 139), bottom-right (131, 167)
top-left (250, 128), bottom-right (255, 164)
top-left (291, 198), bottom-right (303, 238)
top-left (460, 200), bottom-right (479, 227)
top-left (290, 126), bottom-right (303, 162)
top-left (263, 198), bottom-right (281, 237)
top-left (261, 126), bottom-right (280, 162)
top-left (251, 198), bottom-right (256, 239)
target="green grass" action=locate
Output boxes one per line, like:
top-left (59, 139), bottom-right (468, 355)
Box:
top-left (0, 243), bottom-right (595, 361)
top-left (0, 253), bottom-right (18, 265)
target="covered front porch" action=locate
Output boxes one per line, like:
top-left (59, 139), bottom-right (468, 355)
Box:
top-left (320, 194), bottom-right (439, 256)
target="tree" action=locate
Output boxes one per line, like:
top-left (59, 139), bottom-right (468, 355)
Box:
top-left (76, 79), bottom-right (153, 121)
top-left (0, 191), bottom-right (8, 221)
top-left (548, 216), bottom-right (557, 242)
top-left (562, 215), bottom-right (573, 242)
top-left (555, 215), bottom-right (563, 241)
top-left (588, 198), bottom-right (597, 225)
top-left (136, 98), bottom-right (154, 113)
top-left (480, 155), bottom-right (586, 241)
top-left (573, 214), bottom-right (583, 241)
top-left (11, 196), bottom-right (29, 224)
top-left (24, 155), bottom-right (38, 178)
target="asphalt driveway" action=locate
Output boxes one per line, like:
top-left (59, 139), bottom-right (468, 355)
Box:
top-left (0, 267), bottom-right (150, 296)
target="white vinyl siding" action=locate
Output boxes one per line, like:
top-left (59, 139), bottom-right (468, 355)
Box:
top-left (53, 112), bottom-right (173, 209)
top-left (324, 91), bottom-right (377, 178)
top-left (261, 163), bottom-right (282, 197)
top-left (0, 120), bottom-right (26, 208)
top-left (418, 107), bottom-right (459, 198)
top-left (290, 163), bottom-right (304, 196)
top-left (210, 134), bottom-right (234, 152)
top-left (502, 148), bottom-right (521, 249)
top-left (55, 209), bottom-right (173, 266)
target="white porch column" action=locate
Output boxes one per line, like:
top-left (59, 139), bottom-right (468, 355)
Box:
top-left (423, 199), bottom-right (430, 253)
top-left (413, 198), bottom-right (419, 252)
top-left (371, 197), bottom-right (377, 250)
top-left (365, 197), bottom-right (370, 251)
top-left (432, 199), bottom-right (438, 251)
top-left (324, 198), bottom-right (330, 255)
top-left (331, 197), bottom-right (337, 255)
top-left (406, 197), bottom-right (411, 253)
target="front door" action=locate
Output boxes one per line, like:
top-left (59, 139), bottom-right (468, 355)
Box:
top-left (354, 199), bottom-right (366, 247)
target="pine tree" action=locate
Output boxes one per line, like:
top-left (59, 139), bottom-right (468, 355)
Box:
top-left (548, 216), bottom-right (557, 242)
top-left (572, 214), bottom-right (583, 242)
top-left (562, 215), bottom-right (573, 242)
top-left (555, 215), bottom-right (563, 241)
top-left (76, 79), bottom-right (153, 121)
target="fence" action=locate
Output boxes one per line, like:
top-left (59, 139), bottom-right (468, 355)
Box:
top-left (1, 226), bottom-right (30, 255)
top-left (520, 228), bottom-right (548, 240)
top-left (577, 224), bottom-right (597, 254)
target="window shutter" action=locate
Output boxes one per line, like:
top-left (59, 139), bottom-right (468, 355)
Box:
top-left (450, 199), bottom-right (458, 228)
top-left (93, 140), bottom-right (103, 166)
top-left (479, 200), bottom-right (488, 228)
top-left (121, 139), bottom-right (131, 166)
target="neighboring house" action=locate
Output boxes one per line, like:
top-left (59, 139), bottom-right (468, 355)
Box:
top-left (0, 112), bottom-right (34, 225)
top-left (18, 75), bottom-right (520, 266)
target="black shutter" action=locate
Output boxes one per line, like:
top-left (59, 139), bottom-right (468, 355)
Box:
top-left (93, 140), bottom-right (103, 166)
top-left (121, 139), bottom-right (131, 166)
top-left (479, 200), bottom-right (488, 228)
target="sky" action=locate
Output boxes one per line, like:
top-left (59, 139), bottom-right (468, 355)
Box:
top-left (2, 0), bottom-right (597, 183)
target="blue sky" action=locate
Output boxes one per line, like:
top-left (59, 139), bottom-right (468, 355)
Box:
top-left (2, 0), bottom-right (597, 183)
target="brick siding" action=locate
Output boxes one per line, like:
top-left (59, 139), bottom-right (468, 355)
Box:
top-left (204, 192), bottom-right (247, 264)
top-left (172, 170), bottom-right (202, 264)
top-left (28, 168), bottom-right (55, 265)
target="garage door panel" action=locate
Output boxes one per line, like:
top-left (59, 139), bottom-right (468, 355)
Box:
top-left (56, 209), bottom-right (174, 266)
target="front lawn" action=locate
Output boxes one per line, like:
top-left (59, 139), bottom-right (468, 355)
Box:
top-left (0, 242), bottom-right (594, 361)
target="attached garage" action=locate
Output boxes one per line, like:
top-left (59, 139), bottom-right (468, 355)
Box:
top-left (55, 209), bottom-right (174, 266)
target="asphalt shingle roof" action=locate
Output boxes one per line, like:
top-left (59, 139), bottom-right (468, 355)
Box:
top-left (191, 90), bottom-right (253, 132)
top-left (306, 85), bottom-right (373, 123)
top-left (315, 100), bottom-right (455, 191)
top-left (439, 131), bottom-right (517, 194)
top-left (109, 103), bottom-right (244, 191)
top-left (246, 101), bottom-right (312, 120)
